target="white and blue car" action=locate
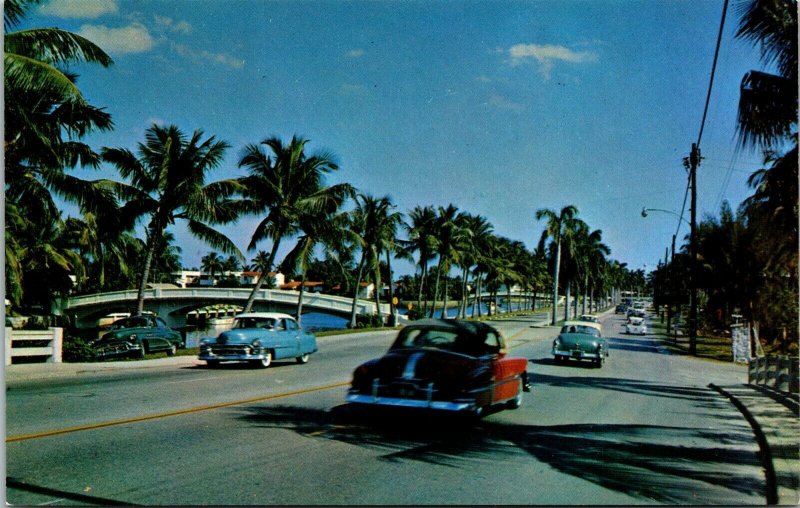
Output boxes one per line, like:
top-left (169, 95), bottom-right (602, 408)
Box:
top-left (199, 312), bottom-right (318, 368)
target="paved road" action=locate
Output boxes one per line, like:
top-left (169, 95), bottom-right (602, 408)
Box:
top-left (5, 311), bottom-right (779, 504)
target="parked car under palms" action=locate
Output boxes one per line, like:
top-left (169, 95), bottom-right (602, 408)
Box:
top-left (199, 312), bottom-right (317, 368)
top-left (552, 320), bottom-right (608, 367)
top-left (93, 315), bottom-right (183, 360)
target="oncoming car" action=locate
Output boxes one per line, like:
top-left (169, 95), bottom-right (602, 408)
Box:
top-left (346, 319), bottom-right (530, 418)
top-left (578, 314), bottom-right (600, 324)
top-left (552, 320), bottom-right (608, 367)
top-left (199, 312), bottom-right (317, 368)
top-left (626, 316), bottom-right (647, 335)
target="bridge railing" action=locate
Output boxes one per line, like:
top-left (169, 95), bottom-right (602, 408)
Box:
top-left (5, 327), bottom-right (63, 365)
top-left (59, 287), bottom-right (390, 320)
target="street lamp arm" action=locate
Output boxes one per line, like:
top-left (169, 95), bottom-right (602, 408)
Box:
top-left (641, 207), bottom-right (690, 227)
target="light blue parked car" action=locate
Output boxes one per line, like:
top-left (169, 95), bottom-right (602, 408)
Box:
top-left (199, 312), bottom-right (317, 368)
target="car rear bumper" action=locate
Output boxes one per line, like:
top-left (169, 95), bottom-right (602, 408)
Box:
top-left (345, 391), bottom-right (477, 411)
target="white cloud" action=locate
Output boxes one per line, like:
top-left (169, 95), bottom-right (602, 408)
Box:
top-left (508, 43), bottom-right (597, 79)
top-left (39, 0), bottom-right (118, 19)
top-left (78, 23), bottom-right (154, 54)
top-left (154, 15), bottom-right (193, 35)
top-left (171, 43), bottom-right (244, 69)
top-left (346, 49), bottom-right (365, 58)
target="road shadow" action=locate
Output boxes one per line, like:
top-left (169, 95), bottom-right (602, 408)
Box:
top-left (605, 337), bottom-right (661, 354)
top-left (185, 361), bottom-right (300, 370)
top-left (529, 357), bottom-right (602, 369)
top-left (235, 404), bottom-right (765, 504)
top-left (530, 372), bottom-right (727, 403)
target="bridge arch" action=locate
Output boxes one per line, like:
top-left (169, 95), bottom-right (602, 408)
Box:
top-left (57, 287), bottom-right (389, 330)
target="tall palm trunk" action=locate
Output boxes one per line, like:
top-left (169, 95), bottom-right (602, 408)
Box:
top-left (429, 259), bottom-right (443, 318)
top-left (385, 249), bottom-right (395, 326)
top-left (441, 275), bottom-right (449, 319)
top-left (295, 270), bottom-right (307, 326)
top-left (135, 221), bottom-right (162, 315)
top-left (551, 237), bottom-right (562, 325)
top-left (417, 260), bottom-right (428, 315)
top-left (564, 280), bottom-right (571, 322)
top-left (507, 284), bottom-right (512, 314)
top-left (472, 274), bottom-right (481, 318)
top-left (243, 239), bottom-right (282, 313)
top-left (459, 267), bottom-right (470, 318)
top-left (582, 273), bottom-right (589, 315)
top-left (349, 252), bottom-right (367, 328)
top-left (373, 251), bottom-right (383, 327)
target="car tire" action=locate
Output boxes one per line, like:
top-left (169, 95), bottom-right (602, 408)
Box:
top-left (506, 379), bottom-right (523, 409)
top-left (138, 345), bottom-right (146, 359)
top-left (296, 353), bottom-right (310, 364)
top-left (167, 344), bottom-right (177, 357)
top-left (206, 360), bottom-right (220, 368)
top-left (252, 351), bottom-right (272, 368)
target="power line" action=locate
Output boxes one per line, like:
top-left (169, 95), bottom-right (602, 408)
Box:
top-left (696, 0), bottom-right (730, 148)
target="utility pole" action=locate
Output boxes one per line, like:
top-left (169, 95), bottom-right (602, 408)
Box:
top-left (682, 144), bottom-right (700, 354)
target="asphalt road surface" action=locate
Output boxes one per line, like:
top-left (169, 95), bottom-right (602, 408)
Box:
top-left (6, 311), bottom-right (767, 505)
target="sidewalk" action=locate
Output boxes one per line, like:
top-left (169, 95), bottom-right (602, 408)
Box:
top-left (646, 318), bottom-right (800, 506)
top-left (5, 355), bottom-right (202, 383)
top-left (711, 383), bottom-right (799, 505)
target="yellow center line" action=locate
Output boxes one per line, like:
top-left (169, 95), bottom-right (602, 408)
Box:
top-left (7, 381), bottom-right (350, 443)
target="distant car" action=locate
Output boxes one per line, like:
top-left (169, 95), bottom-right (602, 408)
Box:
top-left (615, 304), bottom-right (627, 314)
top-left (578, 314), bottom-right (600, 323)
top-left (346, 319), bottom-right (530, 418)
top-left (552, 320), bottom-right (608, 367)
top-left (199, 312), bottom-right (317, 368)
top-left (626, 316), bottom-right (647, 335)
top-left (93, 315), bottom-right (183, 360)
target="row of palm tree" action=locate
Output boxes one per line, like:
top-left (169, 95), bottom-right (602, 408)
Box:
top-left (2, 0), bottom-right (641, 327)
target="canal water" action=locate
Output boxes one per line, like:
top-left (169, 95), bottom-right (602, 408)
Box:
top-left (183, 302), bottom-right (517, 346)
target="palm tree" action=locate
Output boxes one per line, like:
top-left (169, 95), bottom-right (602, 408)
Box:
top-left (735, 0), bottom-right (797, 151)
top-left (536, 205), bottom-right (579, 324)
top-left (402, 205), bottom-right (438, 315)
top-left (428, 204), bottom-right (467, 319)
top-left (250, 251), bottom-right (276, 290)
top-left (347, 194), bottom-right (397, 328)
top-left (101, 124), bottom-right (243, 314)
top-left (280, 189), bottom-right (351, 325)
top-left (573, 227), bottom-right (610, 315)
top-left (5, 0), bottom-right (114, 219)
top-left (201, 252), bottom-right (224, 286)
top-left (236, 135), bottom-right (348, 313)
top-left (456, 214), bottom-right (493, 318)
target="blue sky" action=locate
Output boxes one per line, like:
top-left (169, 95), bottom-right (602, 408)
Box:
top-left (26, 0), bottom-right (770, 276)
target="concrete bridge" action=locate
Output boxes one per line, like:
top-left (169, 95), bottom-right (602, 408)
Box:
top-left (56, 287), bottom-right (390, 330)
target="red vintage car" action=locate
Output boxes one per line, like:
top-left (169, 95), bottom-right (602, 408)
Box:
top-left (346, 319), bottom-right (530, 417)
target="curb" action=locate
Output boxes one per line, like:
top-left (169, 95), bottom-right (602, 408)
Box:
top-left (710, 383), bottom-right (778, 505)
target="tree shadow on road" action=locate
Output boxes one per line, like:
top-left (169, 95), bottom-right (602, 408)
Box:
top-left (235, 403), bottom-right (765, 504)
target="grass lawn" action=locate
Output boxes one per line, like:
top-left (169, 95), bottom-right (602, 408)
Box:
top-left (649, 320), bottom-right (734, 363)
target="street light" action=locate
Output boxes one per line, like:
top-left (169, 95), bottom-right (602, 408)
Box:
top-left (641, 207), bottom-right (690, 227)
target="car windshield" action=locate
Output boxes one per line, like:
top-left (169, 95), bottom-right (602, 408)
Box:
top-left (110, 317), bottom-right (148, 329)
top-left (234, 317), bottom-right (276, 329)
top-left (560, 325), bottom-right (601, 337)
top-left (395, 327), bottom-right (500, 357)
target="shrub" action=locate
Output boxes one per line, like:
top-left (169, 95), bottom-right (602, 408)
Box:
top-left (62, 335), bottom-right (97, 362)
